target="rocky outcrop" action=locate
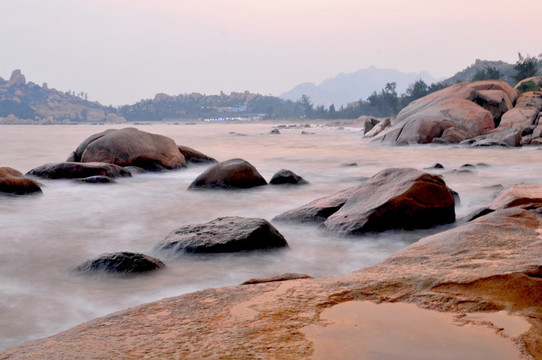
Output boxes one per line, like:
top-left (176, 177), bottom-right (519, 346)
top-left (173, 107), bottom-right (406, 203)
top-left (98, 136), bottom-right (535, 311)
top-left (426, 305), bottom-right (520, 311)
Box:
top-left (269, 169), bottom-right (308, 185)
top-left (188, 158), bottom-right (267, 189)
top-left (370, 81), bottom-right (524, 145)
top-left (0, 167), bottom-right (42, 195)
top-left (68, 128), bottom-right (186, 171)
top-left (4, 186), bottom-right (542, 359)
top-left (156, 217), bottom-right (288, 254)
top-left (323, 168), bottom-right (455, 234)
top-left (273, 186), bottom-right (357, 223)
top-left (73, 252), bottom-right (165, 274)
top-left (7, 69), bottom-right (26, 86)
top-left (177, 145), bottom-right (217, 164)
top-left (363, 117), bottom-right (391, 138)
top-left (27, 162), bottom-right (131, 179)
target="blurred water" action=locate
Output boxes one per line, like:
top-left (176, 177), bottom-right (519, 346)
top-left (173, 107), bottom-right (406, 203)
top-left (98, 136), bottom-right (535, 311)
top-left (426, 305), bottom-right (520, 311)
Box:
top-left (1, 122), bottom-right (541, 349)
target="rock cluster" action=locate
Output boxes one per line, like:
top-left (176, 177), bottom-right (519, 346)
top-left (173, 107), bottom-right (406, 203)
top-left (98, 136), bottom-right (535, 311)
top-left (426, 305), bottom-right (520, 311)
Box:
top-left (367, 79), bottom-right (542, 146)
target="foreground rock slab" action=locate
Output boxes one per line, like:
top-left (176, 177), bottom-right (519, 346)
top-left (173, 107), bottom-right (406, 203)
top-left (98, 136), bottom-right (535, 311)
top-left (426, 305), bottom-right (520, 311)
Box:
top-left (3, 193), bottom-right (541, 359)
top-left (156, 216), bottom-right (289, 254)
top-left (0, 167), bottom-right (42, 195)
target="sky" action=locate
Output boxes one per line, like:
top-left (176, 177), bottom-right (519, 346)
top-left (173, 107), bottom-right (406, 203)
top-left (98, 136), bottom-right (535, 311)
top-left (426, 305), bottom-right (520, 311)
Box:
top-left (1, 0), bottom-right (540, 106)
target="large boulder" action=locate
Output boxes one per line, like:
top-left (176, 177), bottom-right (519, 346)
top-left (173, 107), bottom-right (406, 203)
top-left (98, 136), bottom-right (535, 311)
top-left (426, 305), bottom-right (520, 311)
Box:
top-left (373, 98), bottom-right (494, 144)
top-left (499, 107), bottom-right (539, 130)
top-left (177, 145), bottom-right (217, 164)
top-left (0, 167), bottom-right (42, 195)
top-left (273, 187), bottom-right (357, 223)
top-left (74, 252), bottom-right (165, 274)
top-left (67, 128), bottom-right (186, 171)
top-left (156, 216), bottom-right (288, 254)
top-left (188, 158), bottom-right (267, 190)
top-left (27, 162), bottom-right (131, 179)
top-left (323, 168), bottom-right (455, 235)
top-left (461, 127), bottom-right (521, 147)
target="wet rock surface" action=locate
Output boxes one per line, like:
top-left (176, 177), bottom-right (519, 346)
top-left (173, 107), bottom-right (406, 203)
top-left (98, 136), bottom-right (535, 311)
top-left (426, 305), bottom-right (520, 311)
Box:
top-left (68, 127), bottom-right (186, 170)
top-left (73, 252), bottom-right (165, 274)
top-left (188, 158), bottom-right (267, 189)
top-left (177, 145), bottom-right (217, 164)
top-left (269, 169), bottom-right (308, 185)
top-left (0, 167), bottom-right (42, 195)
top-left (27, 162), bottom-right (131, 179)
top-left (156, 216), bottom-right (289, 254)
top-left (4, 187), bottom-right (542, 359)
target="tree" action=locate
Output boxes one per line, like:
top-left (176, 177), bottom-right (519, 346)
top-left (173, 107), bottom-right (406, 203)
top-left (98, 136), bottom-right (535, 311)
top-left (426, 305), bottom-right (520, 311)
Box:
top-left (513, 52), bottom-right (539, 83)
top-left (472, 66), bottom-right (501, 81)
top-left (298, 94), bottom-right (313, 118)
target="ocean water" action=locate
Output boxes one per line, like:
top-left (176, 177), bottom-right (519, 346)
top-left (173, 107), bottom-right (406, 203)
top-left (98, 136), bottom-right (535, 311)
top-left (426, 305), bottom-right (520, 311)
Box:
top-left (1, 122), bottom-right (541, 350)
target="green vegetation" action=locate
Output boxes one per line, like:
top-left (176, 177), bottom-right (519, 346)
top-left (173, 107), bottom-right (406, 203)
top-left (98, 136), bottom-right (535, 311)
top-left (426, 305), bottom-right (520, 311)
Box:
top-left (513, 53), bottom-right (540, 83)
top-left (472, 66), bottom-right (501, 81)
top-left (516, 80), bottom-right (542, 93)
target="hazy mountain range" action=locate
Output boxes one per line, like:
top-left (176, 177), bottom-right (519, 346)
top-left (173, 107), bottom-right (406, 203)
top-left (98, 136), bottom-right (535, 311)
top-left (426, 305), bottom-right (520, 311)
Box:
top-left (280, 66), bottom-right (440, 107)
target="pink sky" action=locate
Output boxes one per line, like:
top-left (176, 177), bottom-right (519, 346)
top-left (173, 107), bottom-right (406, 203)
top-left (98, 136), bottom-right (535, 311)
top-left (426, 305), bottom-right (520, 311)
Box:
top-left (1, 0), bottom-right (540, 105)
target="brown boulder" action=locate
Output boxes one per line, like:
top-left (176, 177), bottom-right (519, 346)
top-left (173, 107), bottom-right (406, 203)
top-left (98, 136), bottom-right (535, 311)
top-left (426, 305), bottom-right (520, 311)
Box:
top-left (0, 167), bottom-right (42, 195)
top-left (177, 145), bottom-right (217, 164)
top-left (469, 80), bottom-right (519, 106)
top-left (273, 186), bottom-right (357, 223)
top-left (27, 162), bottom-right (131, 179)
top-left (188, 158), bottom-right (267, 190)
top-left (70, 128), bottom-right (186, 170)
top-left (156, 216), bottom-right (288, 254)
top-left (515, 91), bottom-right (542, 110)
top-left (373, 98), bottom-right (494, 144)
top-left (324, 168), bottom-right (455, 234)
top-left (474, 89), bottom-right (513, 126)
top-left (499, 107), bottom-right (539, 130)
top-left (489, 183), bottom-right (542, 210)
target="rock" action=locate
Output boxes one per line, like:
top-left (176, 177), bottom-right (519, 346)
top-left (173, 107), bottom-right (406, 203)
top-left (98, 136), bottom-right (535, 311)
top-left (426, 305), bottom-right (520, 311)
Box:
top-left (464, 207), bottom-right (495, 222)
top-left (301, 131), bottom-right (314, 135)
top-left (323, 168), bottom-right (455, 235)
top-left (341, 162), bottom-right (358, 167)
top-left (241, 273), bottom-right (312, 285)
top-left (462, 127), bottom-right (521, 147)
top-left (8, 69), bottom-right (26, 86)
top-left (73, 252), bottom-right (165, 274)
top-left (373, 98), bottom-right (494, 144)
top-left (269, 169), bottom-right (308, 185)
top-left (425, 163), bottom-right (444, 169)
top-left (473, 89), bottom-right (513, 126)
top-left (499, 107), bottom-right (539, 130)
top-left (489, 183), bottom-right (542, 210)
top-left (363, 117), bottom-right (391, 138)
top-left (515, 91), bottom-right (542, 110)
top-left (0, 167), bottom-right (42, 195)
top-left (27, 162), bottom-right (131, 179)
top-left (360, 116), bottom-right (385, 135)
top-left (273, 186), bottom-right (358, 223)
top-left (75, 176), bottom-right (116, 184)
top-left (469, 80), bottom-right (519, 106)
top-left (70, 128), bottom-right (186, 170)
top-left (270, 129), bottom-right (280, 135)
top-left (177, 145), bottom-right (217, 164)
top-left (188, 158), bottom-right (267, 190)
top-left (156, 216), bottom-right (288, 254)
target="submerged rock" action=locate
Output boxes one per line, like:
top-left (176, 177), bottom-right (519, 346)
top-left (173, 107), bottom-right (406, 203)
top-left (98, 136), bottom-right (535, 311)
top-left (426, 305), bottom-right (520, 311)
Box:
top-left (177, 145), bottom-right (217, 164)
top-left (0, 167), bottom-right (42, 195)
top-left (269, 169), bottom-right (308, 185)
top-left (157, 216), bottom-right (288, 254)
top-left (75, 175), bottom-right (116, 184)
top-left (273, 186), bottom-right (358, 223)
top-left (68, 127), bottom-right (186, 171)
top-left (188, 158), bottom-right (267, 190)
top-left (324, 168), bottom-right (455, 234)
top-left (74, 252), bottom-right (165, 274)
top-left (27, 162), bottom-right (131, 179)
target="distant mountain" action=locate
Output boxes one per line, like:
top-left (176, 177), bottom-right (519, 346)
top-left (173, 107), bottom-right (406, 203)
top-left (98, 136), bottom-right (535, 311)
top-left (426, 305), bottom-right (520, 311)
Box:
top-left (0, 70), bottom-right (125, 124)
top-left (280, 67), bottom-right (439, 107)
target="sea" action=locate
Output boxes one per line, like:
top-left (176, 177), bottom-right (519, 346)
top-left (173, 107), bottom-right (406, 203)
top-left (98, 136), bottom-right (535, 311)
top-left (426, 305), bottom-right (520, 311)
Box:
top-left (1, 121), bottom-right (541, 350)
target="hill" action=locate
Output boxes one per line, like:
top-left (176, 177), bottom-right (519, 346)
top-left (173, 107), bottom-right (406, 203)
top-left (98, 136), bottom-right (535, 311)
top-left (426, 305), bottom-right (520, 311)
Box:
top-left (280, 67), bottom-right (439, 107)
top-left (0, 70), bottom-right (125, 124)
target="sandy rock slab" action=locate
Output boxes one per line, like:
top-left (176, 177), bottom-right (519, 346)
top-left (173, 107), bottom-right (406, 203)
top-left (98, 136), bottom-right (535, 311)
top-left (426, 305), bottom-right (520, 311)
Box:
top-left (2, 189), bottom-right (542, 359)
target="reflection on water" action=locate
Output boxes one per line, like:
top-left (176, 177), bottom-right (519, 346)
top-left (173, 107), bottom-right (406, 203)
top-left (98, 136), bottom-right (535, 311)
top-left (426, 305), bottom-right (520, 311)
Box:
top-left (1, 122), bottom-right (541, 349)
